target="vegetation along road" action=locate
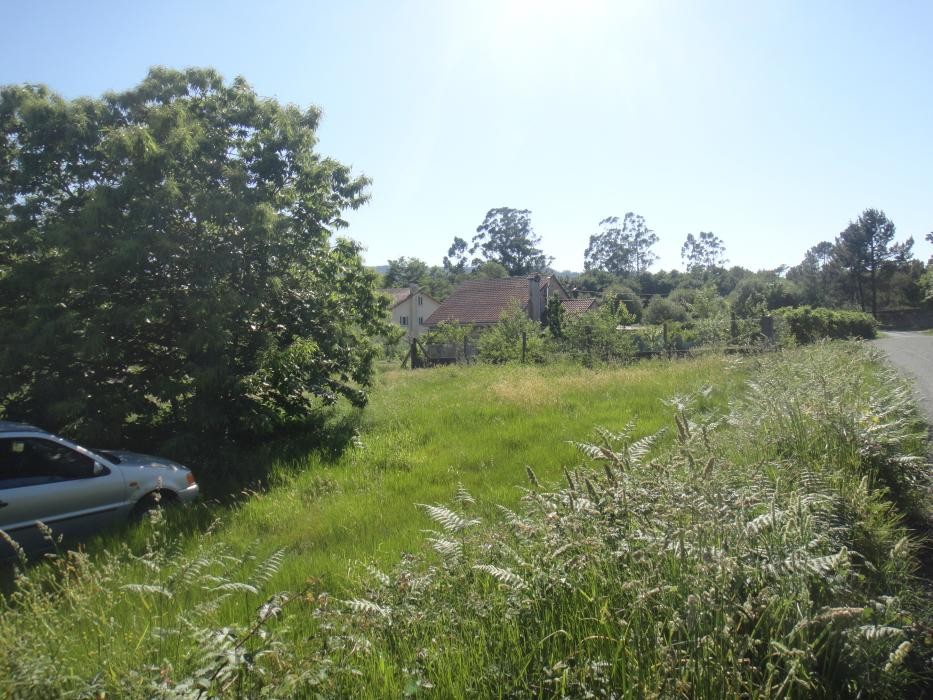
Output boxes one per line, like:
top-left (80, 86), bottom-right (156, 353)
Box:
top-left (873, 331), bottom-right (933, 424)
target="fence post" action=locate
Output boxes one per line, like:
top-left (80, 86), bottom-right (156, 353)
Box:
top-left (663, 321), bottom-right (671, 359)
top-left (521, 331), bottom-right (527, 363)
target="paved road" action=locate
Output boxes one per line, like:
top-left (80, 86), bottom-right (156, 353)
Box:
top-left (872, 331), bottom-right (933, 424)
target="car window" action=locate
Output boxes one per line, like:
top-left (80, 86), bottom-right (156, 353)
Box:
top-left (0, 437), bottom-right (97, 489)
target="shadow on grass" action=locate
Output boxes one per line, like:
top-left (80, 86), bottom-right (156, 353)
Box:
top-left (141, 404), bottom-right (365, 502)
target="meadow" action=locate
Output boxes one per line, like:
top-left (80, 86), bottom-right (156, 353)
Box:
top-left (1, 346), bottom-right (930, 697)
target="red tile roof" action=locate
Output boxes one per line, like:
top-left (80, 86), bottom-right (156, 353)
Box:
top-left (425, 275), bottom-right (567, 326)
top-left (561, 298), bottom-right (598, 314)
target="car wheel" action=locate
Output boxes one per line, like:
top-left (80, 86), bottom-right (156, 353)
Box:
top-left (131, 490), bottom-right (177, 520)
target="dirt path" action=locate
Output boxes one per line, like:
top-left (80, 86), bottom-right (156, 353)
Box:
top-left (872, 331), bottom-right (933, 424)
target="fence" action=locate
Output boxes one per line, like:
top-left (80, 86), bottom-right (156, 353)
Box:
top-left (403, 315), bottom-right (779, 369)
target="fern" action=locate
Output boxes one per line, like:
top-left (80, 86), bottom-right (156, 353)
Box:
top-left (418, 504), bottom-right (480, 533)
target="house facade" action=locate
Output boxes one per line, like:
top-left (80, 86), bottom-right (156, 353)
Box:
top-left (381, 286), bottom-right (441, 340)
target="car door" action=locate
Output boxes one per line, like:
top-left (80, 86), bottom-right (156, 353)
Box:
top-left (0, 436), bottom-right (127, 557)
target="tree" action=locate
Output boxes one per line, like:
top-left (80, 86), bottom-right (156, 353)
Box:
top-left (443, 236), bottom-right (469, 275)
top-left (384, 256), bottom-right (429, 287)
top-left (833, 209), bottom-right (913, 316)
top-left (383, 257), bottom-right (452, 299)
top-left (681, 232), bottom-right (727, 273)
top-left (470, 208), bottom-right (551, 276)
top-left (472, 260), bottom-right (509, 279)
top-left (546, 292), bottom-right (565, 338)
top-left (0, 68), bottom-right (391, 444)
top-left (584, 212), bottom-right (658, 276)
top-left (787, 241), bottom-right (838, 306)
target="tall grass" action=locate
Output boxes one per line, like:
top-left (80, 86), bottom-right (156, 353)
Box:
top-left (1, 346), bottom-right (929, 697)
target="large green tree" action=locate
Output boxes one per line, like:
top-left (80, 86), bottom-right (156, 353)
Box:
top-left (787, 241), bottom-right (838, 306)
top-left (0, 68), bottom-right (389, 443)
top-left (832, 209), bottom-right (912, 316)
top-left (583, 212), bottom-right (658, 276)
top-left (681, 232), bottom-right (727, 273)
top-left (470, 207), bottom-right (551, 276)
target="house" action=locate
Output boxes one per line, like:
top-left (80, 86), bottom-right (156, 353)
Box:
top-left (380, 286), bottom-right (441, 340)
top-left (426, 274), bottom-right (591, 328)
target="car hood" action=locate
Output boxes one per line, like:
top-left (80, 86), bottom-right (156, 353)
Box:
top-left (99, 450), bottom-right (189, 472)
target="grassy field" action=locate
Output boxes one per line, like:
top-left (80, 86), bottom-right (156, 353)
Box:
top-left (220, 356), bottom-right (741, 592)
top-left (1, 348), bottom-right (930, 697)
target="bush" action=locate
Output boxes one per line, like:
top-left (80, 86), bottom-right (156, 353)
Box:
top-left (729, 277), bottom-right (803, 317)
top-left (477, 303), bottom-right (546, 363)
top-left (774, 306), bottom-right (878, 344)
top-left (560, 306), bottom-right (636, 366)
top-left (642, 296), bottom-right (689, 324)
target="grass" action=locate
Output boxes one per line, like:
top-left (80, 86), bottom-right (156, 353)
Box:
top-left (175, 356), bottom-right (741, 593)
top-left (1, 348), bottom-right (930, 697)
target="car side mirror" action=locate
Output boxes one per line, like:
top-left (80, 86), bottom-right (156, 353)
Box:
top-left (93, 461), bottom-right (105, 476)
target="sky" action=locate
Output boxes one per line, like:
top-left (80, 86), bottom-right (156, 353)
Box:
top-left (2, 0), bottom-right (931, 272)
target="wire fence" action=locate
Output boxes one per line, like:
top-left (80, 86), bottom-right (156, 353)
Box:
top-left (403, 315), bottom-right (780, 368)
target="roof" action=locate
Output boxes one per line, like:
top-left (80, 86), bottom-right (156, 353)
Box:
top-left (426, 275), bottom-right (560, 326)
top-left (561, 298), bottom-right (597, 314)
top-left (378, 287), bottom-right (440, 310)
top-left (380, 288), bottom-right (413, 306)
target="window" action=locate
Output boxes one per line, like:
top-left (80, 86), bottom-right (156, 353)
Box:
top-left (418, 316), bottom-right (423, 325)
top-left (400, 316), bottom-right (408, 326)
top-left (0, 438), bottom-right (98, 489)
top-left (417, 296), bottom-right (423, 305)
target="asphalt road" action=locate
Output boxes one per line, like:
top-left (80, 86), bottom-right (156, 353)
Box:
top-left (872, 331), bottom-right (933, 424)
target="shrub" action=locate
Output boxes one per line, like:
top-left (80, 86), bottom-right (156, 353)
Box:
top-left (477, 302), bottom-right (546, 363)
top-left (774, 306), bottom-right (878, 344)
top-left (560, 306), bottom-right (636, 366)
top-left (642, 296), bottom-right (689, 324)
top-left (729, 277), bottom-right (803, 317)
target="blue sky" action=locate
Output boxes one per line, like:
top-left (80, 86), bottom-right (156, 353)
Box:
top-left (2, 0), bottom-right (930, 271)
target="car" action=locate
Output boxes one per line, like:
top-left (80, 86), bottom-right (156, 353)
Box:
top-left (0, 421), bottom-right (199, 559)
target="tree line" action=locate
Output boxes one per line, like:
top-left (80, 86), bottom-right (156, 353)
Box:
top-left (1, 67), bottom-right (929, 451)
top-left (383, 206), bottom-right (931, 320)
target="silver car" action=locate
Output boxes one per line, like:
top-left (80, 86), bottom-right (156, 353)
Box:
top-left (0, 421), bottom-right (199, 558)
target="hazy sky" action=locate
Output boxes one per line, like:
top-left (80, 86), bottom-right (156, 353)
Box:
top-left (2, 0), bottom-right (931, 271)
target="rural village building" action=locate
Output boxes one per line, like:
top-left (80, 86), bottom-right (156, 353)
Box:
top-left (380, 286), bottom-right (441, 340)
top-left (425, 274), bottom-right (595, 328)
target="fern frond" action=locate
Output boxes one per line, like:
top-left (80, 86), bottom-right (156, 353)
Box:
top-left (121, 583), bottom-right (173, 598)
top-left (345, 598), bottom-right (390, 617)
top-left (455, 484), bottom-right (476, 507)
top-left (428, 537), bottom-right (462, 561)
top-left (473, 564), bottom-right (526, 589)
top-left (418, 504), bottom-right (480, 532)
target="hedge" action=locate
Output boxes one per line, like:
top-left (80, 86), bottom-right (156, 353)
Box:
top-left (774, 306), bottom-right (878, 344)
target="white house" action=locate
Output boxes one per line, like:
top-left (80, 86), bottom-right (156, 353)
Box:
top-left (381, 286), bottom-right (441, 340)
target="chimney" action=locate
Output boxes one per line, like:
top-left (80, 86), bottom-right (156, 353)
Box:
top-left (528, 274), bottom-right (542, 323)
